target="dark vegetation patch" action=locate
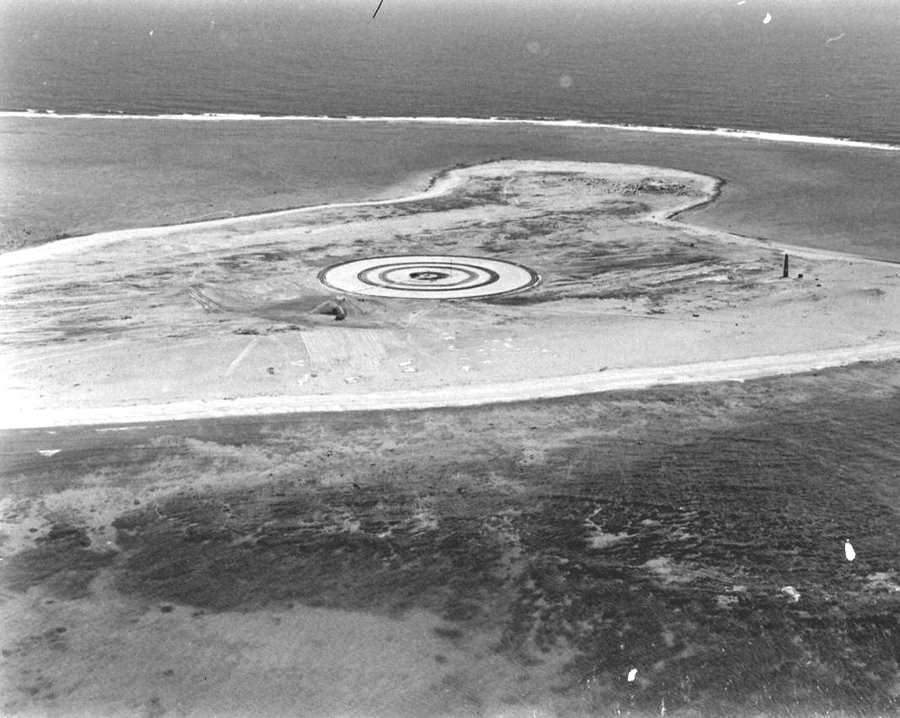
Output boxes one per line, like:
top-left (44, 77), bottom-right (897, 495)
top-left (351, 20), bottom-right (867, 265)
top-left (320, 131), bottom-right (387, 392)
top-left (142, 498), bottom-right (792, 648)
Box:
top-left (0, 524), bottom-right (115, 599)
top-left (44, 317), bottom-right (126, 341)
top-left (632, 179), bottom-right (697, 195)
top-left (489, 253), bottom-right (722, 305)
top-left (547, 201), bottom-right (651, 219)
top-left (53, 283), bottom-right (93, 294)
top-left (216, 251), bottom-right (290, 270)
top-left (389, 186), bottom-right (507, 216)
top-left (96, 377), bottom-right (900, 714)
top-left (570, 251), bottom-right (719, 275)
top-left (112, 480), bottom-right (514, 617)
top-left (4, 366), bottom-right (900, 715)
top-left (498, 420), bottom-right (900, 714)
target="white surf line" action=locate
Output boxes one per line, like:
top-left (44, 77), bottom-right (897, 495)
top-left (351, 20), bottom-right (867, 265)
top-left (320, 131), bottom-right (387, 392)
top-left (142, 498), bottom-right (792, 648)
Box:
top-left (224, 337), bottom-right (261, 377)
top-left (4, 112), bottom-right (899, 152)
top-left (3, 341), bottom-right (899, 430)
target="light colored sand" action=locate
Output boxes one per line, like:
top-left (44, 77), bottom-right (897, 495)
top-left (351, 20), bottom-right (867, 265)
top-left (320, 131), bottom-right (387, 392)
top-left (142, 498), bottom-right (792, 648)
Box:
top-left (5, 342), bottom-right (900, 430)
top-left (2, 159), bottom-right (899, 429)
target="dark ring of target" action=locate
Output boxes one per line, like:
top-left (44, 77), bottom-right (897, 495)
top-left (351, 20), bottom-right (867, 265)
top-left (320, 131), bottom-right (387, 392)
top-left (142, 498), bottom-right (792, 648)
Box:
top-left (357, 263), bottom-right (500, 292)
top-left (375, 265), bottom-right (483, 289)
top-left (358, 263), bottom-right (486, 286)
top-left (375, 265), bottom-right (495, 291)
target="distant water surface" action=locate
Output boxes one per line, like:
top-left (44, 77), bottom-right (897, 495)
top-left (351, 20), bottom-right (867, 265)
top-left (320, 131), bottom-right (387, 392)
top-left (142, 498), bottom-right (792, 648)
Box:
top-left (2, 0), bottom-right (900, 143)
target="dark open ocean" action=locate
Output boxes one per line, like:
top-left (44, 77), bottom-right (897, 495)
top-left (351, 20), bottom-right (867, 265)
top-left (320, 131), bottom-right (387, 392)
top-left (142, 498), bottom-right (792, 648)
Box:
top-left (2, 0), bottom-right (899, 145)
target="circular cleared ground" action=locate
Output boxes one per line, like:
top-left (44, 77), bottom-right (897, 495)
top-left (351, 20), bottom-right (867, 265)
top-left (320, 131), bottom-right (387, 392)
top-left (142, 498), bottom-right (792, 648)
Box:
top-left (318, 255), bottom-right (540, 299)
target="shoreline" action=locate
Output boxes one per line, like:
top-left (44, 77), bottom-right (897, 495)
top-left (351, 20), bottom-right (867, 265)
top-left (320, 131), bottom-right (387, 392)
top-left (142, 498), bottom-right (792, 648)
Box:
top-left (5, 343), bottom-right (900, 431)
top-left (1, 157), bottom-right (722, 269)
top-left (0, 164), bottom-right (467, 270)
top-left (4, 115), bottom-right (900, 262)
top-left (5, 153), bottom-right (896, 272)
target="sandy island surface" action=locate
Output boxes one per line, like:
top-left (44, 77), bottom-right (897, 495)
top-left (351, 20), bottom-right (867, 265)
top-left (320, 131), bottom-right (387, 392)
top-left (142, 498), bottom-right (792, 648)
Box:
top-left (2, 158), bottom-right (900, 429)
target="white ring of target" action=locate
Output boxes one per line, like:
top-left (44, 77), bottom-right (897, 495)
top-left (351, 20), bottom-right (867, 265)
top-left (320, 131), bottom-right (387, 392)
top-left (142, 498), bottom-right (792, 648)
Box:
top-left (318, 255), bottom-right (540, 299)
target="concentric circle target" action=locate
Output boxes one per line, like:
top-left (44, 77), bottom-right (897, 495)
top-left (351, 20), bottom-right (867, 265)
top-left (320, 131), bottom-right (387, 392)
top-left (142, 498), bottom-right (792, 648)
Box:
top-left (318, 255), bottom-right (540, 299)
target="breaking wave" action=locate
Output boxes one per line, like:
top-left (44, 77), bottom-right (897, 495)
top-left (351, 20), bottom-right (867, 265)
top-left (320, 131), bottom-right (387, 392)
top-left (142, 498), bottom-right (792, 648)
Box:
top-left (3, 111), bottom-right (899, 152)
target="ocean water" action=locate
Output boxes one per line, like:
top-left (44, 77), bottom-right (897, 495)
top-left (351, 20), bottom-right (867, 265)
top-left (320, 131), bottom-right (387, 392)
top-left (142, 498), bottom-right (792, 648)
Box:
top-left (2, 0), bottom-right (900, 144)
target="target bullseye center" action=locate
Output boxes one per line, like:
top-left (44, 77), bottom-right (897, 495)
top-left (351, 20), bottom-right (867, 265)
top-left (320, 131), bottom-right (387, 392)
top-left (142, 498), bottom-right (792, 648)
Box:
top-left (318, 255), bottom-right (539, 299)
top-left (409, 271), bottom-right (450, 282)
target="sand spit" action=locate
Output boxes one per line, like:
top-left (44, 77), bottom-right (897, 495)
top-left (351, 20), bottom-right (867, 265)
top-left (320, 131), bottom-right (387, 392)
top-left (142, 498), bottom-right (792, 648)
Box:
top-left (3, 159), bottom-right (900, 429)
